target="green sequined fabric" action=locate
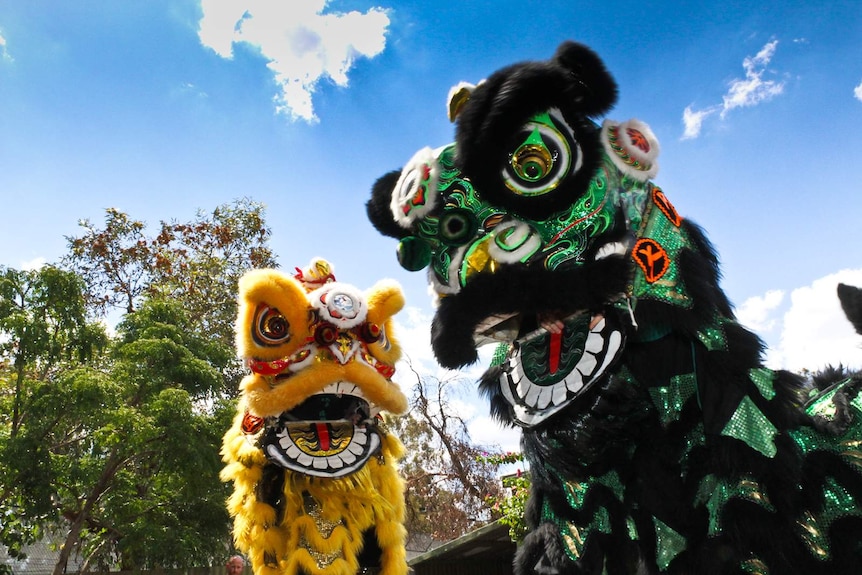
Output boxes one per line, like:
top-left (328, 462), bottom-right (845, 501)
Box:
top-left (720, 396), bottom-right (778, 458)
top-left (649, 373), bottom-right (698, 427)
top-left (544, 469), bottom-right (631, 562)
top-left (628, 183), bottom-right (693, 309)
top-left (653, 517), bottom-right (687, 571)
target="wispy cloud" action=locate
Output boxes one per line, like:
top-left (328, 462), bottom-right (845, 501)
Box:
top-left (855, 80), bottom-right (862, 102)
top-left (682, 105), bottom-right (719, 140)
top-left (682, 40), bottom-right (785, 139)
top-left (0, 31), bottom-right (13, 62)
top-left (198, 0), bottom-right (390, 123)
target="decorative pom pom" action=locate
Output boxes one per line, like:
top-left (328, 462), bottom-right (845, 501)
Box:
top-left (601, 118), bottom-right (660, 181)
top-left (390, 147), bottom-right (441, 229)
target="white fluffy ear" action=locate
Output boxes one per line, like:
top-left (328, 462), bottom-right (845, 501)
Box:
top-left (601, 119), bottom-right (660, 181)
top-left (447, 81), bottom-right (477, 121)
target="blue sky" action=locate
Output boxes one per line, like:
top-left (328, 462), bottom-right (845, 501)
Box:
top-left (1, 0), bottom-right (861, 449)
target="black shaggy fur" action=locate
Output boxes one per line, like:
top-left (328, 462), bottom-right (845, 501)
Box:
top-left (454, 42), bottom-right (617, 221)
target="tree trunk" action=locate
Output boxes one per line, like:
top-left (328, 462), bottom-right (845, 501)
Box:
top-left (52, 452), bottom-right (122, 575)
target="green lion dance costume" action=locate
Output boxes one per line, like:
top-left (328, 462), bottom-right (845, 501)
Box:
top-left (222, 259), bottom-right (408, 575)
top-left (365, 42), bottom-right (862, 574)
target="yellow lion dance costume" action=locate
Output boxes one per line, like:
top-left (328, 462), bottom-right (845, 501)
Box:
top-left (221, 259), bottom-right (409, 575)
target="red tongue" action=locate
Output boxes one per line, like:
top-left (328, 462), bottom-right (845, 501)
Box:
top-left (549, 331), bottom-right (562, 374)
top-left (315, 422), bottom-right (331, 451)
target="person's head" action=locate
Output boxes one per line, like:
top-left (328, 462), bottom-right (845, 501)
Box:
top-left (226, 555), bottom-right (244, 575)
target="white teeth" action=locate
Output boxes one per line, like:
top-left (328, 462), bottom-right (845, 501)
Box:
top-left (596, 242), bottom-right (628, 260)
top-left (537, 387), bottom-right (553, 410)
top-left (297, 452), bottom-right (313, 466)
top-left (585, 334), bottom-right (603, 353)
top-left (565, 375), bottom-right (584, 394)
top-left (552, 383), bottom-right (568, 406)
top-left (577, 353), bottom-right (597, 376)
top-left (596, 331), bottom-right (623, 377)
top-left (517, 372), bottom-right (531, 398)
top-left (340, 449), bottom-right (356, 464)
top-left (590, 317), bottom-right (606, 332)
top-left (265, 421), bottom-right (381, 478)
top-left (312, 457), bottom-right (328, 470)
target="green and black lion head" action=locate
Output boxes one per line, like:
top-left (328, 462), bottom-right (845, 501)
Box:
top-left (366, 42), bottom-right (663, 415)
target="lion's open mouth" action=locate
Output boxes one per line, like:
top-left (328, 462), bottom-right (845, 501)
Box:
top-left (261, 382), bottom-right (383, 478)
top-left (495, 311), bottom-right (626, 428)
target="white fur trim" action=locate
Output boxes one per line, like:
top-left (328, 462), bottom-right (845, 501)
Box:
top-left (601, 118), bottom-right (660, 181)
top-left (390, 147), bottom-right (440, 229)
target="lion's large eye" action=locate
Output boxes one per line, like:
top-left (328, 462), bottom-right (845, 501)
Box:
top-left (253, 304), bottom-right (290, 346)
top-left (502, 109), bottom-right (582, 198)
top-left (511, 144), bottom-right (553, 182)
top-left (438, 208), bottom-right (477, 246)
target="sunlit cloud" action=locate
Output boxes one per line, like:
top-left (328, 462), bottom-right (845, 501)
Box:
top-left (682, 40), bottom-right (785, 139)
top-left (736, 289), bottom-right (784, 332)
top-left (754, 269), bottom-right (862, 372)
top-left (720, 41), bottom-right (784, 116)
top-left (197, 0), bottom-right (391, 123)
top-left (854, 80), bottom-right (862, 102)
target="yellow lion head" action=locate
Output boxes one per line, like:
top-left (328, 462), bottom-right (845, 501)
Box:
top-left (233, 258), bottom-right (407, 476)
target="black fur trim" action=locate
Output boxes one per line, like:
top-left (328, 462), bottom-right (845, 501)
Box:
top-left (366, 170), bottom-right (410, 239)
top-left (430, 256), bottom-right (632, 368)
top-left (838, 283), bottom-right (862, 335)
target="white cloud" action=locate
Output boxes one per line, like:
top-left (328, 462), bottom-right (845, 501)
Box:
top-left (720, 40), bottom-right (784, 116)
top-left (681, 105), bottom-right (718, 140)
top-left (392, 305), bottom-right (437, 381)
top-left (737, 289), bottom-right (784, 332)
top-left (682, 40), bottom-right (785, 139)
top-left (198, 0), bottom-right (390, 122)
top-left (0, 32), bottom-right (12, 62)
top-left (854, 80), bottom-right (862, 102)
top-left (21, 257), bottom-right (46, 271)
top-left (762, 269), bottom-right (862, 372)
top-left (469, 415), bottom-right (521, 453)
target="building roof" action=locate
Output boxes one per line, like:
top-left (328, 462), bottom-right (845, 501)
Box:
top-left (408, 521), bottom-right (516, 575)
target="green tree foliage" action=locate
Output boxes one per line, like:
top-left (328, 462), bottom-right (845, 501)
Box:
top-left (1, 286), bottom-right (233, 573)
top-left (2, 199), bottom-right (278, 574)
top-left (477, 452), bottom-right (530, 542)
top-left (0, 265), bottom-right (107, 573)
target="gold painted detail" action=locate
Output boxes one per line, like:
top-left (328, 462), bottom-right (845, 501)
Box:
top-left (739, 556), bottom-right (770, 575)
top-left (561, 524), bottom-right (583, 560)
top-left (288, 422), bottom-right (354, 456)
top-left (797, 510), bottom-right (829, 559)
top-left (302, 494), bottom-right (344, 560)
